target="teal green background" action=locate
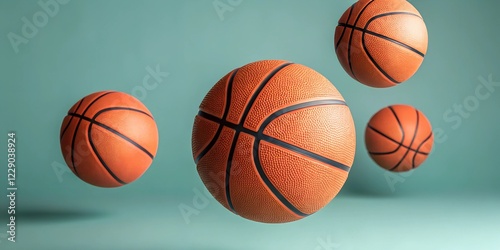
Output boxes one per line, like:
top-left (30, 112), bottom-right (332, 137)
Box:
top-left (1, 0), bottom-right (499, 249)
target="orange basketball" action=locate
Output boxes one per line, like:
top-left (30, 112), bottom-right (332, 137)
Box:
top-left (60, 91), bottom-right (159, 187)
top-left (334, 0), bottom-right (428, 88)
top-left (191, 60), bottom-right (356, 223)
top-left (365, 105), bottom-right (433, 172)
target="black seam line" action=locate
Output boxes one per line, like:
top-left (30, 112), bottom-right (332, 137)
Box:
top-left (60, 99), bottom-right (84, 141)
top-left (405, 110), bottom-right (421, 170)
top-left (87, 118), bottom-right (127, 185)
top-left (200, 99), bottom-right (348, 217)
top-left (93, 107), bottom-right (154, 119)
top-left (225, 62), bottom-right (292, 213)
top-left (253, 99), bottom-right (349, 218)
top-left (260, 136), bottom-right (351, 173)
top-left (389, 105), bottom-right (405, 151)
top-left (252, 140), bottom-right (309, 217)
top-left (68, 112), bottom-right (155, 159)
top-left (347, 0), bottom-right (375, 81)
top-left (253, 99), bottom-right (349, 217)
top-left (225, 132), bottom-right (240, 213)
top-left (391, 108), bottom-right (420, 171)
top-left (340, 12), bottom-right (426, 84)
top-left (387, 105), bottom-right (405, 170)
top-left (367, 126), bottom-right (429, 155)
top-left (369, 149), bottom-right (428, 156)
top-left (240, 63), bottom-right (294, 124)
top-left (197, 99), bottom-right (351, 172)
top-left (198, 112), bottom-right (256, 136)
top-left (365, 11), bottom-right (424, 55)
top-left (366, 104), bottom-right (406, 154)
top-left (412, 129), bottom-right (433, 169)
top-left (93, 106), bottom-right (156, 159)
top-left (84, 106), bottom-right (155, 186)
top-left (194, 68), bottom-right (239, 164)
top-left (386, 105), bottom-right (405, 171)
top-left (335, 3), bottom-right (355, 50)
top-left (360, 26), bottom-right (399, 84)
top-left (70, 91), bottom-right (114, 175)
top-left (258, 99), bottom-right (351, 172)
top-left (338, 13), bottom-right (425, 57)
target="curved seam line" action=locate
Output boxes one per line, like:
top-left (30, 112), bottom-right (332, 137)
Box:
top-left (366, 126), bottom-right (428, 154)
top-left (390, 108), bottom-right (420, 171)
top-left (94, 107), bottom-right (154, 119)
top-left (194, 69), bottom-right (239, 163)
top-left (412, 130), bottom-right (433, 168)
top-left (335, 4), bottom-right (355, 50)
top-left (68, 113), bottom-right (154, 159)
top-left (70, 91), bottom-right (115, 175)
top-left (347, 0), bottom-right (375, 81)
top-left (87, 119), bottom-right (127, 185)
top-left (60, 99), bottom-right (84, 141)
top-left (197, 100), bottom-right (350, 172)
top-left (225, 62), bottom-right (293, 213)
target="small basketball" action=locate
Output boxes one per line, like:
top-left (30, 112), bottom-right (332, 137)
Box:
top-left (191, 60), bottom-right (356, 223)
top-left (365, 105), bottom-right (433, 172)
top-left (334, 0), bottom-right (428, 88)
top-left (60, 91), bottom-right (159, 187)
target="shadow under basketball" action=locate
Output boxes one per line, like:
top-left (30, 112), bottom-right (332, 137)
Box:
top-left (0, 208), bottom-right (110, 223)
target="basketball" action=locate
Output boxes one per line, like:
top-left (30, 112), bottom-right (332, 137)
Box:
top-left (191, 60), bottom-right (356, 223)
top-left (365, 105), bottom-right (433, 172)
top-left (59, 91), bottom-right (159, 187)
top-left (334, 0), bottom-right (428, 88)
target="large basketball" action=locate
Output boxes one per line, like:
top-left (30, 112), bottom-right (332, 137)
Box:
top-left (60, 91), bottom-right (159, 188)
top-left (334, 0), bottom-right (428, 88)
top-left (191, 60), bottom-right (356, 223)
